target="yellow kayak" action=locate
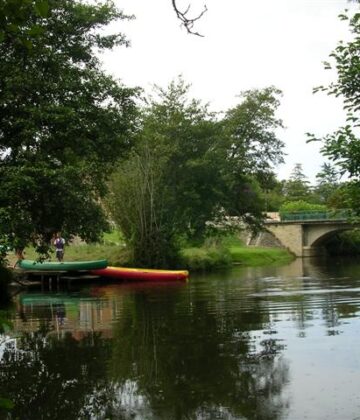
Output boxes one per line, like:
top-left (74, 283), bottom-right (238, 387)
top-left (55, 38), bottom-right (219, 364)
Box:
top-left (91, 266), bottom-right (189, 281)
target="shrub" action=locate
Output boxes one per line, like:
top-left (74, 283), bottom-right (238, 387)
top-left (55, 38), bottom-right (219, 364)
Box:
top-left (279, 201), bottom-right (328, 213)
top-left (181, 245), bottom-right (232, 271)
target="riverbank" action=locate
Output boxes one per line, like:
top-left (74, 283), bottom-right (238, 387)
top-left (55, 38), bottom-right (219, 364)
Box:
top-left (228, 246), bottom-right (294, 266)
top-left (182, 237), bottom-right (293, 270)
top-left (5, 236), bottom-right (294, 271)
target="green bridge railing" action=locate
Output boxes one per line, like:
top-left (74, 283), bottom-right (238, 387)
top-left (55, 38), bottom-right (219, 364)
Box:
top-left (279, 209), bottom-right (353, 222)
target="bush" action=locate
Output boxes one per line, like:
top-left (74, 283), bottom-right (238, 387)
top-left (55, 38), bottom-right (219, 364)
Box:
top-left (181, 245), bottom-right (232, 271)
top-left (279, 201), bottom-right (327, 213)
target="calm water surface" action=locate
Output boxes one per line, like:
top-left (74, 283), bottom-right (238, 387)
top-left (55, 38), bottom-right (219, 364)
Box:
top-left (2, 257), bottom-right (360, 419)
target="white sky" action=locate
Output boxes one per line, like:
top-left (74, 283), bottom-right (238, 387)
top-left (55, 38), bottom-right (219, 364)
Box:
top-left (101, 0), bottom-right (358, 184)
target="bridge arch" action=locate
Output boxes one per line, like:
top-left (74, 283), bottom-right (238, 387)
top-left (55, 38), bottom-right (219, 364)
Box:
top-left (310, 226), bottom-right (352, 247)
top-left (265, 220), bottom-right (358, 257)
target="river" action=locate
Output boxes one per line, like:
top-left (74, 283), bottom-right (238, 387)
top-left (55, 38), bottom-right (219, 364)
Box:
top-left (1, 257), bottom-right (360, 419)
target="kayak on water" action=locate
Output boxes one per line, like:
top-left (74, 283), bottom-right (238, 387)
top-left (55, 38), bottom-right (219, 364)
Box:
top-left (18, 259), bottom-right (108, 271)
top-left (92, 266), bottom-right (189, 281)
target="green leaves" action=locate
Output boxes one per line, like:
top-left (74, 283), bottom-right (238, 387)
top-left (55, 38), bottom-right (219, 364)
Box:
top-left (34, 0), bottom-right (48, 17)
top-left (0, 0), bottom-right (136, 253)
top-left (0, 397), bottom-right (14, 411)
top-left (222, 86), bottom-right (285, 175)
top-left (0, 0), bottom-right (48, 49)
top-left (109, 80), bottom-right (284, 266)
top-left (314, 11), bottom-right (360, 214)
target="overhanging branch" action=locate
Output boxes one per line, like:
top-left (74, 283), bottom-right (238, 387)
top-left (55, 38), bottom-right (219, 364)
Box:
top-left (171, 0), bottom-right (207, 37)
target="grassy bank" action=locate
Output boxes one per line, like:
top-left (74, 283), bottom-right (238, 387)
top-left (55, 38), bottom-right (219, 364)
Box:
top-left (181, 237), bottom-right (293, 270)
top-left (219, 235), bottom-right (293, 266)
top-left (6, 234), bottom-right (293, 271)
top-left (7, 244), bottom-right (129, 268)
top-left (227, 246), bottom-right (294, 266)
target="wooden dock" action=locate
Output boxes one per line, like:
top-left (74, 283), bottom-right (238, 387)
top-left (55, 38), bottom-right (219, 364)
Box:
top-left (11, 268), bottom-right (101, 290)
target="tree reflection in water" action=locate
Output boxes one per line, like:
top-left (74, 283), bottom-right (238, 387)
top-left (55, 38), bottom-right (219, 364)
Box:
top-left (0, 291), bottom-right (290, 419)
top-left (109, 292), bottom-right (290, 420)
top-left (0, 323), bottom-right (115, 419)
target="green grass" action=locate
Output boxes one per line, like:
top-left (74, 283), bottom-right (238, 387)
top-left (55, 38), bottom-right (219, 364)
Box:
top-left (221, 235), bottom-right (245, 247)
top-left (181, 246), bottom-right (232, 271)
top-left (101, 230), bottom-right (124, 245)
top-left (61, 244), bottom-right (130, 266)
top-left (8, 243), bottom-right (130, 267)
top-left (228, 245), bottom-right (294, 266)
top-left (7, 233), bottom-right (293, 271)
top-left (181, 235), bottom-right (294, 270)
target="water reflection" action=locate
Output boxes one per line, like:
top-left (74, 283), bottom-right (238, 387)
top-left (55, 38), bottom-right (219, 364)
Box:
top-left (1, 257), bottom-right (360, 419)
top-left (109, 289), bottom-right (289, 419)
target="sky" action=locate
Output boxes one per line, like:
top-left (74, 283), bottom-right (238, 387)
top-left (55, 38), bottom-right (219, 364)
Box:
top-left (100, 0), bottom-right (358, 183)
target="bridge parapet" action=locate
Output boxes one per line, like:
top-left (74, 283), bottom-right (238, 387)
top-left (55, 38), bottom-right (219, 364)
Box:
top-left (279, 209), bottom-right (352, 222)
top-left (264, 216), bottom-right (356, 257)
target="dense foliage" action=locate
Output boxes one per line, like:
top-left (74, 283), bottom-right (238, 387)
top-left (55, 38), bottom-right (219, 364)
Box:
top-left (311, 12), bottom-right (360, 215)
top-left (108, 80), bottom-right (284, 267)
top-left (279, 201), bottom-right (327, 213)
top-left (282, 163), bottom-right (312, 202)
top-left (0, 0), bottom-right (136, 260)
top-left (314, 162), bottom-right (341, 204)
top-left (0, 0), bottom-right (49, 46)
top-left (278, 163), bottom-right (347, 210)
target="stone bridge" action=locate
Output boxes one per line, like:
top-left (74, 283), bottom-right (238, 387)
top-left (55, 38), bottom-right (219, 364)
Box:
top-left (264, 214), bottom-right (356, 257)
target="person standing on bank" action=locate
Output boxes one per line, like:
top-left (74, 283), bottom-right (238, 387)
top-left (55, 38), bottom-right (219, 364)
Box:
top-left (13, 247), bottom-right (25, 268)
top-left (54, 232), bottom-right (65, 262)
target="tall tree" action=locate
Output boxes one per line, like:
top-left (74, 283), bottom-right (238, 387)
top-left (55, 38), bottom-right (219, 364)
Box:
top-left (109, 78), bottom-right (223, 267)
top-left (0, 0), bottom-right (136, 258)
top-left (220, 87), bottom-right (285, 222)
top-left (221, 87), bottom-right (284, 176)
top-left (314, 163), bottom-right (341, 205)
top-left (282, 163), bottom-right (312, 202)
top-left (108, 80), bottom-right (284, 267)
top-left (258, 173), bottom-right (285, 211)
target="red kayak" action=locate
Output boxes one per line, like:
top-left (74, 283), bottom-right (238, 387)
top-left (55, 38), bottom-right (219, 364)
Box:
top-left (91, 266), bottom-right (189, 281)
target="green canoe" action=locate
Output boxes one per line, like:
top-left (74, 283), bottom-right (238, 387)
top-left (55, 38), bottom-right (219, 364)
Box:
top-left (18, 259), bottom-right (108, 271)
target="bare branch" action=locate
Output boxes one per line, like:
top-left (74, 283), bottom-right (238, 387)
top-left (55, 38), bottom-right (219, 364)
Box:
top-left (171, 0), bottom-right (207, 37)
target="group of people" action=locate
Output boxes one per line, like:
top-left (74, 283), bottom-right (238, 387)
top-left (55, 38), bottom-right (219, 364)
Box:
top-left (13, 232), bottom-right (66, 267)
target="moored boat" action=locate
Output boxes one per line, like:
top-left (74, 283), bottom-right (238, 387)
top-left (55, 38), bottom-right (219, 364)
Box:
top-left (18, 259), bottom-right (108, 271)
top-left (91, 266), bottom-right (189, 281)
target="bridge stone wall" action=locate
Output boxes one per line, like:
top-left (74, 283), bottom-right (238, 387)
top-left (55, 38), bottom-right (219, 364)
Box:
top-left (266, 223), bottom-right (304, 256)
top-left (265, 221), bottom-right (353, 257)
top-left (256, 230), bottom-right (285, 248)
